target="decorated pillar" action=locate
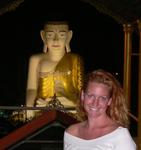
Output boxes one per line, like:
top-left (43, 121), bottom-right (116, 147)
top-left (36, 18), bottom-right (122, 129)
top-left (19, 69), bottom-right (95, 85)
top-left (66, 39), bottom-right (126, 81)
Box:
top-left (137, 19), bottom-right (141, 150)
top-left (123, 24), bottom-right (133, 108)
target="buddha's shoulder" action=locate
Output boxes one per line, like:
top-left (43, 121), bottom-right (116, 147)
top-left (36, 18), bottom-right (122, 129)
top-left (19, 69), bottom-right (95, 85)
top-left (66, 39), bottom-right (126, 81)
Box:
top-left (29, 53), bottom-right (45, 61)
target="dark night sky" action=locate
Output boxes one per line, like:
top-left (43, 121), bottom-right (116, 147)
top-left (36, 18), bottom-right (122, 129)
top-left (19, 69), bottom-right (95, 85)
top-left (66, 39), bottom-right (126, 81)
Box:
top-left (0, 0), bottom-right (124, 105)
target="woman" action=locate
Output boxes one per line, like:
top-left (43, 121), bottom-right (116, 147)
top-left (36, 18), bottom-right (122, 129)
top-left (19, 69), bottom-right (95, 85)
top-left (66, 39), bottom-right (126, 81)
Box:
top-left (64, 69), bottom-right (136, 150)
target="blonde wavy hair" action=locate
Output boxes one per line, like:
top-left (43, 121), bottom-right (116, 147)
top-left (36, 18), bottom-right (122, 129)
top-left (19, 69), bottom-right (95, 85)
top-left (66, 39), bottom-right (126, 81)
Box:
top-left (82, 69), bottom-right (129, 127)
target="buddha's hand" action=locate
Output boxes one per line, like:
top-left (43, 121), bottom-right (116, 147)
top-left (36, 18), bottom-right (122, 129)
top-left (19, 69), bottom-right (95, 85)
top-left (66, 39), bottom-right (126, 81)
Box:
top-left (36, 98), bottom-right (51, 107)
top-left (54, 81), bottom-right (66, 95)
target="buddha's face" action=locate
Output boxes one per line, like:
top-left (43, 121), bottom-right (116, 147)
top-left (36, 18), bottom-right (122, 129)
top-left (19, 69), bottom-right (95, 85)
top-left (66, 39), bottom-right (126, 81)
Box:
top-left (44, 24), bottom-right (69, 53)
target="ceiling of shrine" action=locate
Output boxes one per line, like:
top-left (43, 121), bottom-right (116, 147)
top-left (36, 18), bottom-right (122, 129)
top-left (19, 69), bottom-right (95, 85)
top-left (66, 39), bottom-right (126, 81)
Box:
top-left (1, 0), bottom-right (141, 24)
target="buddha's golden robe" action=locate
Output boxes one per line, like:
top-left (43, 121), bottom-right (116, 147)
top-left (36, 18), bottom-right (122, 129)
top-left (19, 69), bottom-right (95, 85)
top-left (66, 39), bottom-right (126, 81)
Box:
top-left (36, 53), bottom-right (84, 106)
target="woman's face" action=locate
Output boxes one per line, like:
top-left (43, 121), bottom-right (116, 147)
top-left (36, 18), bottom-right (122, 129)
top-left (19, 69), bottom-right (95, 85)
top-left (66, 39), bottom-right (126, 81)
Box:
top-left (81, 82), bottom-right (112, 118)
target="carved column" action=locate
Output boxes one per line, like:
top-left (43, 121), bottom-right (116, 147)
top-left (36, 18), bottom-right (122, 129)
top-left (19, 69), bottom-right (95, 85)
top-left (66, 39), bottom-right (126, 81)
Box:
top-left (123, 24), bottom-right (133, 108)
top-left (137, 20), bottom-right (141, 150)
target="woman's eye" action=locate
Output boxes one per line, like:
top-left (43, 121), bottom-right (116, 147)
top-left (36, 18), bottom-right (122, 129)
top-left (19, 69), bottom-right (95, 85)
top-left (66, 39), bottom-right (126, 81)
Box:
top-left (85, 94), bottom-right (93, 98)
top-left (89, 95), bottom-right (93, 98)
top-left (99, 96), bottom-right (107, 101)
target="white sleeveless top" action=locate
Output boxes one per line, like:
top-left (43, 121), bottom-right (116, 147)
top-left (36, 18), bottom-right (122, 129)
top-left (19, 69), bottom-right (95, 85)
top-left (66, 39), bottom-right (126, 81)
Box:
top-left (63, 127), bottom-right (136, 150)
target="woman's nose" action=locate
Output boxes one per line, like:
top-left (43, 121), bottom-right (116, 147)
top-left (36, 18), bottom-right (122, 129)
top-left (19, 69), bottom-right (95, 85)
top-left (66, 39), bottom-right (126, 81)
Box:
top-left (91, 98), bottom-right (99, 106)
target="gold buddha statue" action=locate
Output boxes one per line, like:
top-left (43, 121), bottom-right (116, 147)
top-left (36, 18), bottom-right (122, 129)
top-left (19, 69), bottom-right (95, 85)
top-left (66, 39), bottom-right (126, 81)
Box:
top-left (26, 21), bottom-right (84, 118)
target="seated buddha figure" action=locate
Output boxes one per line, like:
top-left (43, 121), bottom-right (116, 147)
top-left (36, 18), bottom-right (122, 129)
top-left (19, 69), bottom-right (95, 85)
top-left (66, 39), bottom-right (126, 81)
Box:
top-left (26, 21), bottom-right (84, 118)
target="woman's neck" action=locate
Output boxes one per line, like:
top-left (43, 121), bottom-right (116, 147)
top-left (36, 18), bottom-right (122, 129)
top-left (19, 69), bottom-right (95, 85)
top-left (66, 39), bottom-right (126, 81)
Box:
top-left (86, 115), bottom-right (112, 129)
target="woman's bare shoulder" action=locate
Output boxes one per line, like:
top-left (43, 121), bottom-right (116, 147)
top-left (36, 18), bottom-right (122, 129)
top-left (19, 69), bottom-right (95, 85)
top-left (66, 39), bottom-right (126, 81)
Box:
top-left (65, 122), bottom-right (84, 136)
